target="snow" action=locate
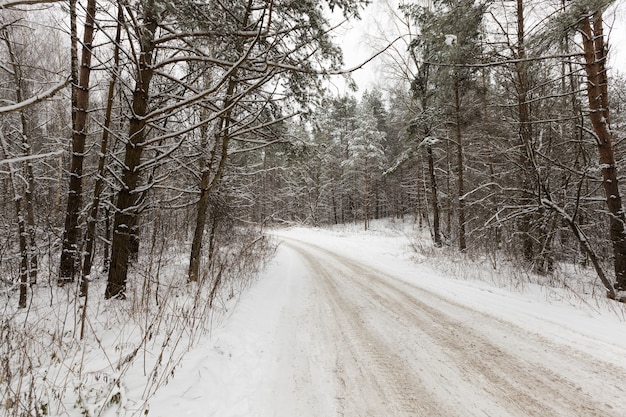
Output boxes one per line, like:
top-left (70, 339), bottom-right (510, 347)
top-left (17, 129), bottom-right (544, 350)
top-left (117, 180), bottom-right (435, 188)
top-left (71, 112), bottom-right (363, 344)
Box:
top-left (271, 224), bottom-right (626, 359)
top-left (145, 219), bottom-right (626, 416)
top-left (0, 149), bottom-right (64, 165)
top-left (148, 249), bottom-right (297, 417)
top-left (444, 34), bottom-right (457, 46)
top-left (0, 77), bottom-right (69, 114)
top-left (6, 220), bottom-right (626, 416)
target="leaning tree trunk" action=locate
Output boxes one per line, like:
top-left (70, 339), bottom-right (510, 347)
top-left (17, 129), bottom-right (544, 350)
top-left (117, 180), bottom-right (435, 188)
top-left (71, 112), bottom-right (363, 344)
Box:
top-left (188, 78), bottom-right (237, 283)
top-left (188, 0), bottom-right (255, 283)
top-left (59, 0), bottom-right (97, 284)
top-left (105, 6), bottom-right (158, 299)
top-left (579, 10), bottom-right (626, 292)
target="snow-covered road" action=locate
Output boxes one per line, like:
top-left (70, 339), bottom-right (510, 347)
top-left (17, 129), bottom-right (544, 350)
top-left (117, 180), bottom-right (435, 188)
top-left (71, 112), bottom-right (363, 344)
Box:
top-left (274, 237), bottom-right (625, 417)
top-left (150, 227), bottom-right (626, 417)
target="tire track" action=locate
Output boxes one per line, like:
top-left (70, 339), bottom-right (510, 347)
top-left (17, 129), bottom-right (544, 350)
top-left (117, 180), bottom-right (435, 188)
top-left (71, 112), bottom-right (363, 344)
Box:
top-left (293, 243), bottom-right (454, 417)
top-left (283, 237), bottom-right (626, 417)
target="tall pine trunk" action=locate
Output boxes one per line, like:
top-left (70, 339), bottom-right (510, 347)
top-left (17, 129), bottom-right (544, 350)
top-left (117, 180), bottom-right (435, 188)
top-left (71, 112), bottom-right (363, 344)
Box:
top-left (81, 4), bottom-right (122, 290)
top-left (515, 0), bottom-right (534, 263)
top-left (454, 77), bottom-right (466, 251)
top-left (59, 0), bottom-right (97, 284)
top-left (579, 10), bottom-right (626, 292)
top-left (105, 4), bottom-right (158, 299)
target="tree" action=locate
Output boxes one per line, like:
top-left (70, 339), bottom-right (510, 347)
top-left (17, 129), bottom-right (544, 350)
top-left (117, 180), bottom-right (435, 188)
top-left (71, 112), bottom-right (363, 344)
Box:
top-left (105, 0), bottom-right (159, 299)
top-left (81, 3), bottom-right (124, 293)
top-left (574, 0), bottom-right (626, 292)
top-left (415, 0), bottom-right (485, 250)
top-left (1, 27), bottom-right (40, 287)
top-left (58, 0), bottom-right (97, 284)
top-left (0, 16), bottom-right (67, 305)
top-left (104, 0), bottom-right (369, 297)
top-left (343, 96), bottom-right (386, 230)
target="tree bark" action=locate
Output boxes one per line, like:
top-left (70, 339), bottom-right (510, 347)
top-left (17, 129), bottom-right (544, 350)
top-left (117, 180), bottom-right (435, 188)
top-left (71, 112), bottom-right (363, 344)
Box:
top-left (0, 134), bottom-right (29, 308)
top-left (188, 78), bottom-right (237, 282)
top-left (59, 0), bottom-right (97, 284)
top-left (427, 145), bottom-right (442, 247)
top-left (188, 0), bottom-right (254, 282)
top-left (2, 31), bottom-right (39, 285)
top-left (579, 11), bottom-right (626, 291)
top-left (105, 4), bottom-right (158, 299)
top-left (515, 0), bottom-right (534, 263)
top-left (454, 76), bottom-right (466, 251)
top-left (81, 4), bottom-right (122, 291)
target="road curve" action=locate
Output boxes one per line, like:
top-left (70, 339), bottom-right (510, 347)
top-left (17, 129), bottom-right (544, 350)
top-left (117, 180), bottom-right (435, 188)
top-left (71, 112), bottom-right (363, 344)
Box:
top-left (270, 237), bottom-right (626, 417)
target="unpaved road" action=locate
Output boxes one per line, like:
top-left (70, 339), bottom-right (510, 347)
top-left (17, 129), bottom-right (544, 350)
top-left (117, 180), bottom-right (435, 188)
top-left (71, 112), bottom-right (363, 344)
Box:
top-left (269, 237), bottom-right (626, 417)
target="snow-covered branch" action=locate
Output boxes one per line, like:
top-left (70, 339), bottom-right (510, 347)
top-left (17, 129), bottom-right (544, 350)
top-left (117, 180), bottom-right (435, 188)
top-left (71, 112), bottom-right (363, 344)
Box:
top-left (0, 149), bottom-right (64, 165)
top-left (0, 0), bottom-right (64, 7)
top-left (0, 77), bottom-right (69, 114)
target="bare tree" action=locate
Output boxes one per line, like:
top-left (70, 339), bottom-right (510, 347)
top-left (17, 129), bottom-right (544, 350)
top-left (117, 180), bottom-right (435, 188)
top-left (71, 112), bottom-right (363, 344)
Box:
top-left (1, 28), bottom-right (39, 285)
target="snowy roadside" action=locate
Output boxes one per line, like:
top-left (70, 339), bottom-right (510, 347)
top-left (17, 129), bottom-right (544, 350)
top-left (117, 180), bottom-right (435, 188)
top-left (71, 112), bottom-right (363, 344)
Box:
top-left (147, 246), bottom-right (302, 417)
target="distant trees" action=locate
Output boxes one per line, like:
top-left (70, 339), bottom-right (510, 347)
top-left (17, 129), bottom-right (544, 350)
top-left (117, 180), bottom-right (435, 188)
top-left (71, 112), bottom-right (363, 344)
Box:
top-left (250, 0), bottom-right (626, 298)
top-left (343, 94), bottom-right (386, 230)
top-left (1, 11), bottom-right (68, 306)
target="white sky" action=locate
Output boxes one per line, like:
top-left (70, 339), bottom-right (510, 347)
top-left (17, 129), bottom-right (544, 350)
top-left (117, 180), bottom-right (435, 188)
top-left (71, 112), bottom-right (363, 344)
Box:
top-left (607, 1), bottom-right (626, 71)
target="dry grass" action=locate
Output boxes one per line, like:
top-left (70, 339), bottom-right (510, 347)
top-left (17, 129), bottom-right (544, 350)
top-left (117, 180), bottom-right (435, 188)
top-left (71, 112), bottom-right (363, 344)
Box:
top-left (1, 225), bottom-right (275, 417)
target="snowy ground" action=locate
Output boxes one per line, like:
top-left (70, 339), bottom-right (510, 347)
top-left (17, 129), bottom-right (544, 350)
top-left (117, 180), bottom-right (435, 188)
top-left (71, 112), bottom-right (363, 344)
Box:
top-left (148, 220), bottom-right (626, 416)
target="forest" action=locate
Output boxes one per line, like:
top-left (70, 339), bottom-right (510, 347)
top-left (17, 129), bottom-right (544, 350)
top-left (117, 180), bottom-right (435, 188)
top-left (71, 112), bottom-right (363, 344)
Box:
top-left (1, 0), bottom-right (625, 415)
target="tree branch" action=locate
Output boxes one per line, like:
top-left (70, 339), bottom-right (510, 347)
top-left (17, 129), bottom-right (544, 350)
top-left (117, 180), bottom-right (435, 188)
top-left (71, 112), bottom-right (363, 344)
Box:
top-left (0, 77), bottom-right (69, 113)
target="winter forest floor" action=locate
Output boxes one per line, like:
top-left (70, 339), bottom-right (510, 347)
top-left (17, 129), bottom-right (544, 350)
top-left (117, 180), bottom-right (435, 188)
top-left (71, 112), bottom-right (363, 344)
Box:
top-left (148, 219), bottom-right (626, 417)
top-left (4, 219), bottom-right (626, 416)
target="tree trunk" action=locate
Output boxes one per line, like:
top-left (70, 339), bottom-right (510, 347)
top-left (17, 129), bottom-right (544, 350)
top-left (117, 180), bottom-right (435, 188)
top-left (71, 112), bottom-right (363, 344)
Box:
top-left (188, 78), bottom-right (237, 282)
top-left (427, 145), bottom-right (442, 247)
top-left (579, 11), bottom-right (626, 291)
top-left (188, 0), bottom-right (254, 282)
top-left (445, 136), bottom-right (452, 239)
top-left (81, 4), bottom-right (122, 291)
top-left (515, 0), bottom-right (534, 263)
top-left (60, 0), bottom-right (97, 284)
top-left (188, 169), bottom-right (214, 282)
top-left (454, 77), bottom-right (466, 251)
top-left (2, 31), bottom-right (38, 285)
top-left (363, 159), bottom-right (369, 231)
top-left (332, 185), bottom-right (339, 225)
top-left (0, 134), bottom-right (29, 308)
top-left (105, 6), bottom-right (158, 299)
